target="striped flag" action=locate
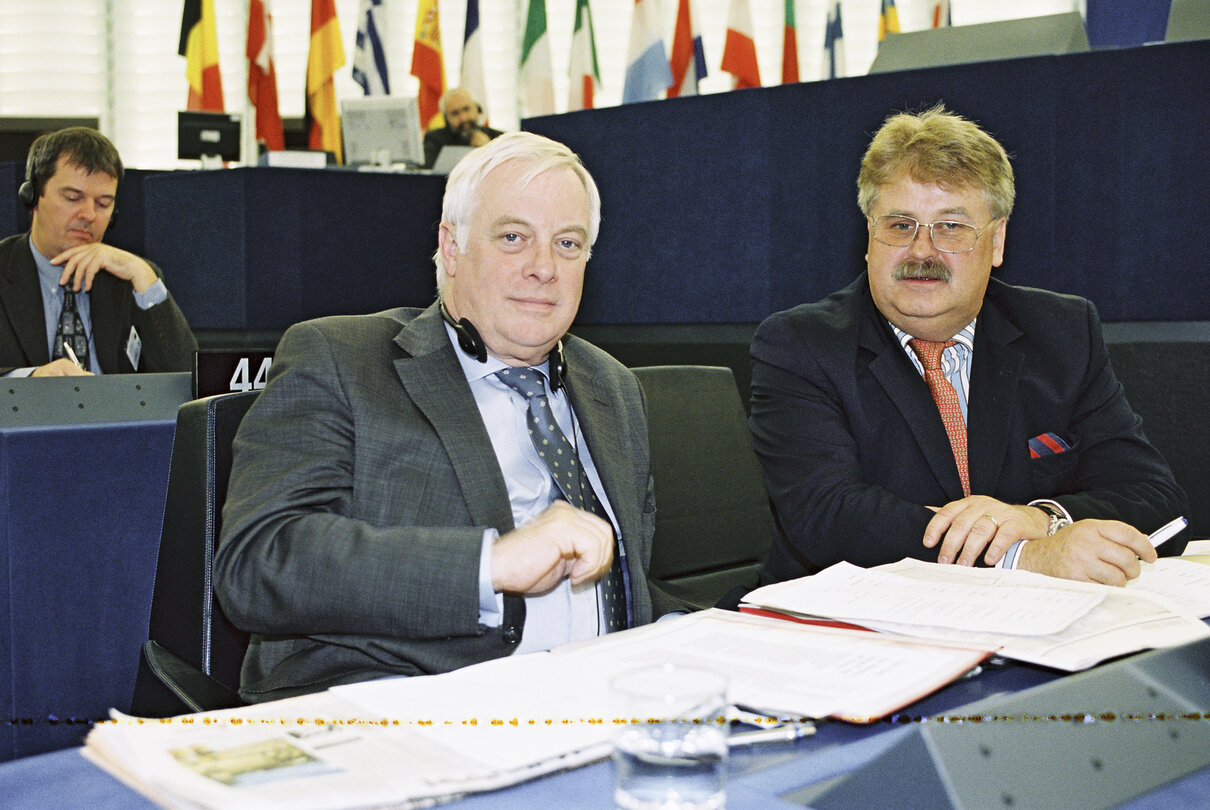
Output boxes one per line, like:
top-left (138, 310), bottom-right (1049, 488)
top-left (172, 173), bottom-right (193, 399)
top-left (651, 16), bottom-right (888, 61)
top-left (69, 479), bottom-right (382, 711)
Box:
top-left (781, 0), bottom-right (799, 84)
top-left (352, 0), bottom-right (390, 95)
top-left (622, 0), bottom-right (672, 104)
top-left (412, 0), bottom-right (445, 128)
top-left (824, 0), bottom-right (845, 79)
top-left (879, 0), bottom-right (900, 41)
top-left (720, 0), bottom-right (761, 90)
top-left (519, 0), bottom-right (555, 118)
top-left (568, 0), bottom-right (601, 111)
top-left (932, 0), bottom-right (951, 28)
top-left (246, 0), bottom-right (284, 150)
top-left (462, 0), bottom-right (488, 114)
top-left (306, 0), bottom-right (345, 161)
top-left (668, 0), bottom-right (707, 98)
top-left (179, 0), bottom-right (224, 111)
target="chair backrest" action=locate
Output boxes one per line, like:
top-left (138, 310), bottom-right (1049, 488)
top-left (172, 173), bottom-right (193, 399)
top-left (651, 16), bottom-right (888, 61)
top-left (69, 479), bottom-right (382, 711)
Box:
top-left (133, 391), bottom-right (259, 712)
top-left (632, 365), bottom-right (774, 610)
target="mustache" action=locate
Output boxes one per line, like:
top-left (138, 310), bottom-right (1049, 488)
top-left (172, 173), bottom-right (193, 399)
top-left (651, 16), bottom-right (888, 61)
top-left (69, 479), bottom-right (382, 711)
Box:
top-left (893, 259), bottom-right (951, 282)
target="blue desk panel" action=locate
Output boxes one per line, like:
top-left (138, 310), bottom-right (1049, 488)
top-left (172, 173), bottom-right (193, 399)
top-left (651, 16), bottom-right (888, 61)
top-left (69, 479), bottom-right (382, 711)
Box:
top-left (0, 419), bottom-right (175, 761)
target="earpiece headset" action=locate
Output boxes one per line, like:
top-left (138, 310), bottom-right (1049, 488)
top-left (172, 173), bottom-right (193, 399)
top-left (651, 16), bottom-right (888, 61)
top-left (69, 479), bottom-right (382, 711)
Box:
top-left (439, 299), bottom-right (566, 391)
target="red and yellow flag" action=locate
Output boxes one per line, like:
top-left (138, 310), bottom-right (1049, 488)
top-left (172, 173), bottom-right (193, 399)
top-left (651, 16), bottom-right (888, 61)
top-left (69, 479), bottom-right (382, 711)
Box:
top-left (247, 0), bottom-right (284, 150)
top-left (411, 0), bottom-right (445, 129)
top-left (179, 0), bottom-right (224, 111)
top-left (307, 0), bottom-right (345, 161)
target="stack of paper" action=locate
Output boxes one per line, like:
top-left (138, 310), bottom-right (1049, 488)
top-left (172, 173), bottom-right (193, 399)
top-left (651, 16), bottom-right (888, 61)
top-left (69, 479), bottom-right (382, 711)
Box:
top-left (741, 558), bottom-right (1210, 671)
top-left (84, 609), bottom-right (993, 809)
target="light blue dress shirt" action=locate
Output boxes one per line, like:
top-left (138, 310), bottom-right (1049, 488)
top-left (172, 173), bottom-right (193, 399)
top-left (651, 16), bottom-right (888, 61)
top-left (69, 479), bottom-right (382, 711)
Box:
top-left (445, 323), bottom-right (618, 655)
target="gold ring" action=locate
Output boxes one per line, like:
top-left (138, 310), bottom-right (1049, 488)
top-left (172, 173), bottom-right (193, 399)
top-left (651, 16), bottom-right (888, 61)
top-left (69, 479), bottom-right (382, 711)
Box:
top-left (981, 515), bottom-right (1000, 528)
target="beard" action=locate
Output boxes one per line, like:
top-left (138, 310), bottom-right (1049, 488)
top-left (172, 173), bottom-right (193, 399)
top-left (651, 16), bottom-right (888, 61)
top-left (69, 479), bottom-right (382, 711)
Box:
top-left (892, 259), bottom-right (951, 282)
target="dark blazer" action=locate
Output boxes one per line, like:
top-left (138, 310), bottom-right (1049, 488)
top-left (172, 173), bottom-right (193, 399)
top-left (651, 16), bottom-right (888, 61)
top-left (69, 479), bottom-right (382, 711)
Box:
top-left (0, 232), bottom-right (196, 375)
top-left (750, 274), bottom-right (1190, 582)
top-left (215, 303), bottom-right (659, 702)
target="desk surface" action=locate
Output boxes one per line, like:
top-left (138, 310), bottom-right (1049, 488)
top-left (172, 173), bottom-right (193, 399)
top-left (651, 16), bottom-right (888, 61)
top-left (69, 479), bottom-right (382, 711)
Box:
top-left (4, 655), bottom-right (1208, 809)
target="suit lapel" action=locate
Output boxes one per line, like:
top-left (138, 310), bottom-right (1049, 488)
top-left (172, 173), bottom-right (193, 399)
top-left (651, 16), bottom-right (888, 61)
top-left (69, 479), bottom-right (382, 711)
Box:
top-left (392, 305), bottom-right (515, 533)
top-left (0, 234), bottom-right (53, 366)
top-left (860, 298), bottom-right (967, 499)
top-left (967, 291), bottom-right (1024, 495)
top-left (563, 356), bottom-right (635, 542)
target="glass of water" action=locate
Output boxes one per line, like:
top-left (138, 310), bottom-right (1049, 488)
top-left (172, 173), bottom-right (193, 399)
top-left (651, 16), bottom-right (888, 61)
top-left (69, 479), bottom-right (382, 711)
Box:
top-left (611, 663), bottom-right (729, 810)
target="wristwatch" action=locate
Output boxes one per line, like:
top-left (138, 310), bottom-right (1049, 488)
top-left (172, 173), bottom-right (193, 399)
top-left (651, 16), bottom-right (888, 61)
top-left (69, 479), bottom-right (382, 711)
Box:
top-left (1029, 499), bottom-right (1073, 535)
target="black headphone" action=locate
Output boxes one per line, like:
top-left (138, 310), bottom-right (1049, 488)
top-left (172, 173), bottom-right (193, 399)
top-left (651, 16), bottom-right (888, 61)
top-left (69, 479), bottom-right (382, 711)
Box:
top-left (17, 179), bottom-right (36, 208)
top-left (439, 300), bottom-right (566, 391)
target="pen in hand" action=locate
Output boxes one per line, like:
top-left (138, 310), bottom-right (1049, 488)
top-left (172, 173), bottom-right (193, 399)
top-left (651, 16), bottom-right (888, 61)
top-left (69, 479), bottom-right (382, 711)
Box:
top-left (1148, 516), bottom-right (1187, 550)
top-left (62, 341), bottom-right (83, 370)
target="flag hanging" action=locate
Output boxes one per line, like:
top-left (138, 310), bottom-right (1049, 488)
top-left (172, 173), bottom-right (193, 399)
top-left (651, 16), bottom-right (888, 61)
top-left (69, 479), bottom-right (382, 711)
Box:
top-left (824, 0), bottom-right (845, 79)
top-left (462, 0), bottom-right (488, 113)
top-left (932, 0), bottom-right (951, 28)
top-left (353, 0), bottom-right (390, 95)
top-left (879, 0), bottom-right (900, 41)
top-left (519, 0), bottom-right (555, 118)
top-left (307, 0), bottom-right (345, 161)
top-left (247, 0), bottom-right (284, 150)
top-left (668, 0), bottom-right (707, 98)
top-left (568, 0), bottom-right (601, 111)
top-left (721, 0), bottom-right (761, 90)
top-left (781, 0), bottom-right (799, 84)
top-left (412, 0), bottom-right (445, 128)
top-left (179, 0), bottom-right (224, 111)
top-left (623, 0), bottom-right (673, 103)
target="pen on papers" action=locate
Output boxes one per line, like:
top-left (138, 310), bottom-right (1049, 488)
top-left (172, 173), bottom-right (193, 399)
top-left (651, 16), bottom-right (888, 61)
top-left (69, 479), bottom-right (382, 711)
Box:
top-left (1148, 516), bottom-right (1187, 549)
top-left (728, 722), bottom-right (815, 748)
top-left (62, 341), bottom-right (83, 369)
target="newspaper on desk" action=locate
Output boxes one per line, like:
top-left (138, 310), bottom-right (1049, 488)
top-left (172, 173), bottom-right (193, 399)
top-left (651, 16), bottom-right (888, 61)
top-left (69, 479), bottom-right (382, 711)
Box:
top-left (742, 557), bottom-right (1210, 671)
top-left (84, 609), bottom-right (991, 810)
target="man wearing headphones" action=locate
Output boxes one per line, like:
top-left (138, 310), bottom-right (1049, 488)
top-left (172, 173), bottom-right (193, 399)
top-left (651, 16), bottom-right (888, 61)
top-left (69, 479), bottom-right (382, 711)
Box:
top-left (422, 87), bottom-right (503, 169)
top-left (216, 132), bottom-right (671, 702)
top-left (0, 127), bottom-right (196, 377)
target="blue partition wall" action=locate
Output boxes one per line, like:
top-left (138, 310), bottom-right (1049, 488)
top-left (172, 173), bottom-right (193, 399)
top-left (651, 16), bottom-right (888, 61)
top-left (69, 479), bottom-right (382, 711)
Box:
top-left (0, 420), bottom-right (176, 761)
top-left (144, 167), bottom-right (445, 331)
top-left (525, 40), bottom-right (1210, 325)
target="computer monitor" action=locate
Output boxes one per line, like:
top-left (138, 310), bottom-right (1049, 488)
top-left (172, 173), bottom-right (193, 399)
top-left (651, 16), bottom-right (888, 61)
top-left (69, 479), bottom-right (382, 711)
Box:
top-left (340, 96), bottom-right (424, 168)
top-left (178, 111), bottom-right (242, 163)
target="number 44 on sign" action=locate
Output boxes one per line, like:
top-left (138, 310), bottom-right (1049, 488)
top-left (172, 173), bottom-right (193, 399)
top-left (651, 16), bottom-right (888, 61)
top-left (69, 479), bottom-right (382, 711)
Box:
top-left (230, 356), bottom-right (272, 392)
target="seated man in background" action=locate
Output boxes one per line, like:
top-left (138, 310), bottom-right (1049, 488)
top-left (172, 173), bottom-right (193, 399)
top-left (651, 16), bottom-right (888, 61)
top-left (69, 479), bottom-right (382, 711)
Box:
top-left (423, 87), bottom-right (503, 169)
top-left (0, 127), bottom-right (196, 376)
top-left (216, 132), bottom-right (669, 703)
top-left (750, 104), bottom-right (1189, 587)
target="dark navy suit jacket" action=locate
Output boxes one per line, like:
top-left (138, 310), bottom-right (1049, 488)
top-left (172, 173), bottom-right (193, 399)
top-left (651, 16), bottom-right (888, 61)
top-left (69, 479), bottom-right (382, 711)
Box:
top-left (750, 274), bottom-right (1190, 581)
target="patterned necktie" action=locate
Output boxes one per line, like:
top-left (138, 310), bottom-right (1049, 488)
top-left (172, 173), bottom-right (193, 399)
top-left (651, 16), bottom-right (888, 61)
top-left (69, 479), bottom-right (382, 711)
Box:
top-left (52, 289), bottom-right (90, 372)
top-left (909, 338), bottom-right (970, 497)
top-left (495, 366), bottom-right (631, 632)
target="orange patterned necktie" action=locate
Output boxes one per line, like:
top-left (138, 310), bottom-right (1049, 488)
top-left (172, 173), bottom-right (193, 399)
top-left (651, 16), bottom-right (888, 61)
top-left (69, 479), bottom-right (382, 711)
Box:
top-left (909, 338), bottom-right (970, 497)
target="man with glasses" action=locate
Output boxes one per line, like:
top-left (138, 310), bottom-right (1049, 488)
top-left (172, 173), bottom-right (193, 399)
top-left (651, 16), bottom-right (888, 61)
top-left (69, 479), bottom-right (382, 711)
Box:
top-left (750, 105), bottom-right (1188, 586)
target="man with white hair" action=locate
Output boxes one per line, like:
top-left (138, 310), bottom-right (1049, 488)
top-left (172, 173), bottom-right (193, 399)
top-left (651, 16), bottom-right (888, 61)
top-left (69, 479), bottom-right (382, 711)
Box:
top-left (216, 132), bottom-right (665, 702)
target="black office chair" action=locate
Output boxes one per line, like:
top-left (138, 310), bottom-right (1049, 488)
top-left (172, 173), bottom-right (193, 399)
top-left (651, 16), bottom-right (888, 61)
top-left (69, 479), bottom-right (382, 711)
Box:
top-left (632, 365), bottom-right (774, 611)
top-left (130, 391), bottom-right (259, 716)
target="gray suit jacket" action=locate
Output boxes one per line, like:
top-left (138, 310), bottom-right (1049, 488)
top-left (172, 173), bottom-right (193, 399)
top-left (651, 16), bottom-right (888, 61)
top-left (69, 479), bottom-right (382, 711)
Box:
top-left (215, 303), bottom-right (658, 702)
top-left (0, 232), bottom-right (196, 375)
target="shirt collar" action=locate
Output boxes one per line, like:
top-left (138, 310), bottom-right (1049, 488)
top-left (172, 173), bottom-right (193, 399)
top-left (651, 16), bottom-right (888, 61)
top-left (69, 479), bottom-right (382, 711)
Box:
top-left (442, 321), bottom-right (552, 385)
top-left (891, 318), bottom-right (977, 354)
